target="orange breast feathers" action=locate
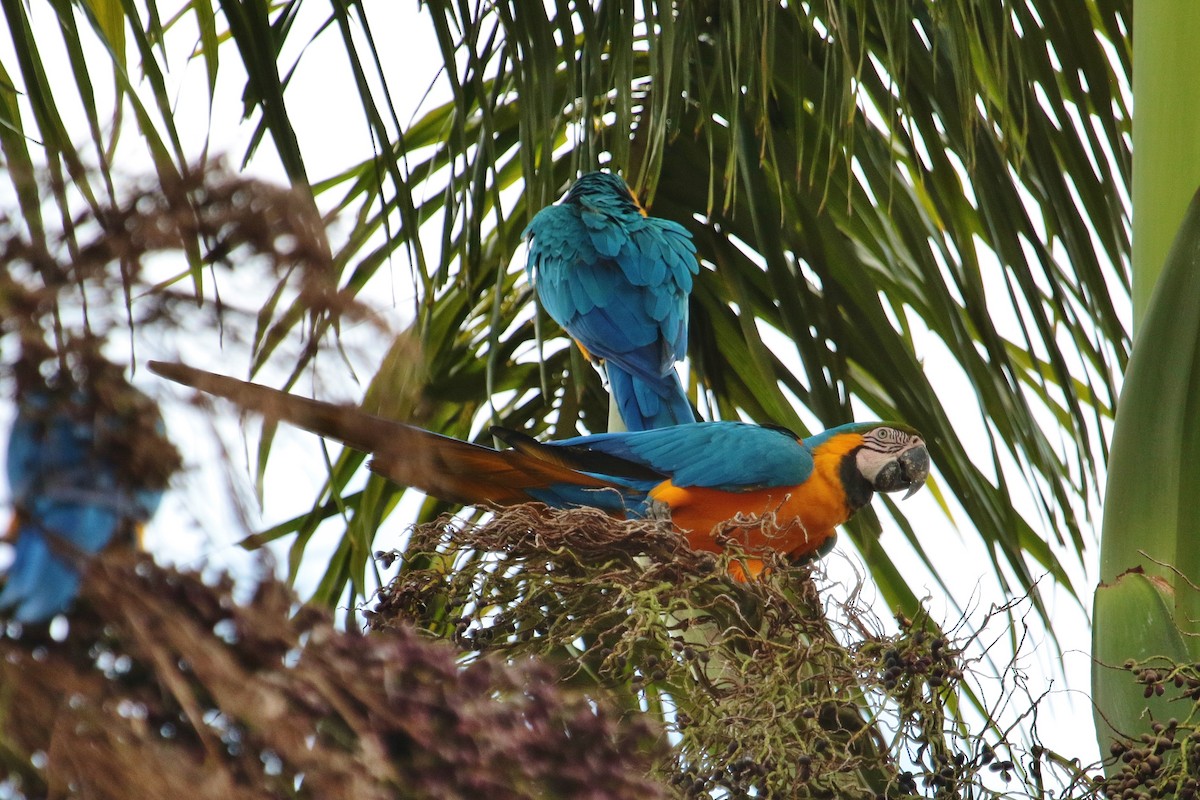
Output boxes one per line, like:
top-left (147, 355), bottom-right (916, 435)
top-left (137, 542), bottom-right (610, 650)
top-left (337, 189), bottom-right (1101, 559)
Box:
top-left (647, 432), bottom-right (865, 560)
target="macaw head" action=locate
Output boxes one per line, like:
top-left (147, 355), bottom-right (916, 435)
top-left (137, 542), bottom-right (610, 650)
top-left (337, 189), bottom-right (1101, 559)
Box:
top-left (851, 423), bottom-right (930, 500)
top-left (564, 171), bottom-right (646, 217)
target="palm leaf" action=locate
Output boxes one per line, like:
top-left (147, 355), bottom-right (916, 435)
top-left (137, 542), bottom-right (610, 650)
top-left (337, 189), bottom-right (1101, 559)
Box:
top-left (241, 2), bottom-right (1131, 624)
top-left (2, 1), bottom-right (1130, 635)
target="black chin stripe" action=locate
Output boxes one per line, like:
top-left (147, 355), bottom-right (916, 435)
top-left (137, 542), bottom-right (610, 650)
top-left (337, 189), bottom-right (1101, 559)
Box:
top-left (839, 449), bottom-right (874, 512)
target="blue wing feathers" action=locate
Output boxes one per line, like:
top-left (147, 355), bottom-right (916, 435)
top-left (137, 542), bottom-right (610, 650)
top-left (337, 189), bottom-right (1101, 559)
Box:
top-left (525, 172), bottom-right (700, 431)
top-left (526, 484), bottom-right (646, 516)
top-left (547, 422), bottom-right (814, 491)
top-left (0, 530), bottom-right (51, 618)
top-left (2, 377), bottom-right (174, 622)
top-left (0, 504), bottom-right (122, 623)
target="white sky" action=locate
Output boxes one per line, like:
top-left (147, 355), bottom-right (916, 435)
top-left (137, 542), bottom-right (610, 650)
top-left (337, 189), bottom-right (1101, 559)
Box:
top-left (0, 0), bottom-right (1114, 773)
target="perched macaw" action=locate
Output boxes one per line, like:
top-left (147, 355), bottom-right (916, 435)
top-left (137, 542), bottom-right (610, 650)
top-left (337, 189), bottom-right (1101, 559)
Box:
top-left (1, 365), bottom-right (178, 623)
top-left (150, 362), bottom-right (929, 571)
top-left (524, 171), bottom-right (699, 431)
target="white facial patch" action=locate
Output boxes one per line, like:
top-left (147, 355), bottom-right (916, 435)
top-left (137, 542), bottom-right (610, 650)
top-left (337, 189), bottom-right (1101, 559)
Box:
top-left (860, 426), bottom-right (922, 454)
top-left (856, 427), bottom-right (924, 481)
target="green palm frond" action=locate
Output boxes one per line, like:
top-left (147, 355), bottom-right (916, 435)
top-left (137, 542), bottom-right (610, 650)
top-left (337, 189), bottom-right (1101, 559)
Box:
top-left (281, 1), bottom-right (1128, 620)
top-left (0, 2), bottom-right (1130, 631)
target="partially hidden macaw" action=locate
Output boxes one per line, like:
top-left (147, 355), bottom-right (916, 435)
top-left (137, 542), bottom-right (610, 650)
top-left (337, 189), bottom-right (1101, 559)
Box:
top-left (524, 171), bottom-right (699, 431)
top-left (1, 365), bottom-right (178, 623)
top-left (149, 362), bottom-right (930, 573)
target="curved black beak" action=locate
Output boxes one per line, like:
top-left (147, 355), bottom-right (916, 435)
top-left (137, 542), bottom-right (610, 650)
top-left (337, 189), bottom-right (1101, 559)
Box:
top-left (871, 444), bottom-right (930, 499)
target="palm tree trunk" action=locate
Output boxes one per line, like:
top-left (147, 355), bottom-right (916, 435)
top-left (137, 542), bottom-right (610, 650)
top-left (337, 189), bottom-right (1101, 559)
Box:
top-left (1093, 1), bottom-right (1200, 763)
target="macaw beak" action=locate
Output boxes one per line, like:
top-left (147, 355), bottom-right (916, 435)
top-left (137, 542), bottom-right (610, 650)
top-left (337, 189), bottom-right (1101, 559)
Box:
top-left (871, 443), bottom-right (930, 499)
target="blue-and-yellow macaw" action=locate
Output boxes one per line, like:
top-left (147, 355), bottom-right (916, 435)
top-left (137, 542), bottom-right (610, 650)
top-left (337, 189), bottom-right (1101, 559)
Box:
top-left (1, 363), bottom-right (178, 622)
top-left (149, 362), bottom-right (929, 572)
top-left (524, 172), bottom-right (699, 431)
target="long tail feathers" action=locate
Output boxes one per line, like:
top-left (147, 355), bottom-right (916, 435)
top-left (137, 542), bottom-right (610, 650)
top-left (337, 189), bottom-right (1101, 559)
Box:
top-left (148, 362), bottom-right (616, 507)
top-left (606, 364), bottom-right (695, 431)
top-left (490, 426), bottom-right (663, 482)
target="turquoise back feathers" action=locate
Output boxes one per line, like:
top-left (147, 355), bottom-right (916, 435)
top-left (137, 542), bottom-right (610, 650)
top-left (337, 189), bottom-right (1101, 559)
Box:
top-left (524, 172), bottom-right (699, 430)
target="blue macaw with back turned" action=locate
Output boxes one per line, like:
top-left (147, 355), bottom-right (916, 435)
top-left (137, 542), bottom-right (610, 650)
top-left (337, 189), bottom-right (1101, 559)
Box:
top-left (1, 357), bottom-right (179, 623)
top-left (524, 171), bottom-right (699, 431)
top-left (149, 361), bottom-right (930, 578)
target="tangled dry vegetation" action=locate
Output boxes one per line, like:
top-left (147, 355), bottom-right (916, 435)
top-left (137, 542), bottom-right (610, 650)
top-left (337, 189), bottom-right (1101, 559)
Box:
top-left (373, 505), bottom-right (1113, 799)
top-left (0, 493), bottom-right (1192, 798)
top-left (0, 547), bottom-right (667, 799)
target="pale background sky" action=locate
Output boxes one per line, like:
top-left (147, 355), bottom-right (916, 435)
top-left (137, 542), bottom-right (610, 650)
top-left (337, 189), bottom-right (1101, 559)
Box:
top-left (0, 0), bottom-right (1110, 772)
